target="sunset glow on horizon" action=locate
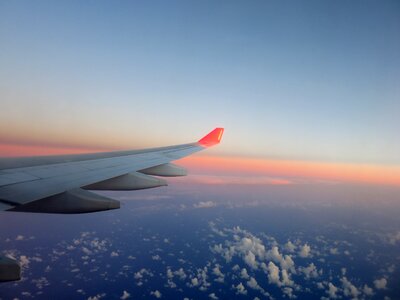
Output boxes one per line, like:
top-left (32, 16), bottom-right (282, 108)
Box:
top-left (1, 141), bottom-right (399, 187)
top-left (178, 156), bottom-right (400, 187)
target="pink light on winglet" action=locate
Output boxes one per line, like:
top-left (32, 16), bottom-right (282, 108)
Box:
top-left (198, 128), bottom-right (224, 147)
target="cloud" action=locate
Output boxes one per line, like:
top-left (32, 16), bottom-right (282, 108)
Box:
top-left (87, 293), bottom-right (106, 300)
top-left (150, 290), bottom-right (162, 298)
top-left (191, 277), bottom-right (199, 286)
top-left (244, 250), bottom-right (257, 269)
top-left (234, 282), bottom-right (247, 295)
top-left (373, 278), bottom-right (387, 289)
top-left (283, 287), bottom-right (296, 299)
top-left (120, 291), bottom-right (130, 300)
top-left (246, 276), bottom-right (269, 296)
top-left (110, 251), bottom-right (119, 257)
top-left (19, 255), bottom-right (30, 268)
top-left (267, 262), bottom-right (281, 286)
top-left (341, 277), bottom-right (360, 299)
top-left (212, 264), bottom-right (224, 283)
top-left (240, 268), bottom-right (250, 280)
top-left (247, 277), bottom-right (259, 290)
top-left (208, 293), bottom-right (218, 299)
top-left (363, 284), bottom-right (374, 296)
top-left (134, 268), bottom-right (152, 283)
top-left (266, 246), bottom-right (295, 271)
top-left (174, 268), bottom-right (187, 280)
top-left (300, 263), bottom-right (319, 279)
top-left (327, 282), bottom-right (338, 299)
top-left (330, 248), bottom-right (339, 255)
top-left (194, 201), bottom-right (216, 209)
top-left (284, 241), bottom-right (296, 252)
top-left (281, 269), bottom-right (294, 286)
top-left (32, 276), bottom-right (49, 289)
top-left (299, 244), bottom-right (311, 258)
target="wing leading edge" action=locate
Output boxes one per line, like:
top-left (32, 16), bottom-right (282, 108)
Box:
top-left (0, 127), bottom-right (224, 214)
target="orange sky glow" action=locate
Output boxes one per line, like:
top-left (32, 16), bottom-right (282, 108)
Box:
top-left (178, 156), bottom-right (400, 187)
top-left (1, 143), bottom-right (399, 187)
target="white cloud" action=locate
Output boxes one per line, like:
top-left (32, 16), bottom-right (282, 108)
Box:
top-left (120, 291), bottom-right (130, 299)
top-left (267, 262), bottom-right (281, 286)
top-left (247, 277), bottom-right (259, 289)
top-left (363, 284), bottom-right (374, 296)
top-left (244, 250), bottom-right (258, 269)
top-left (110, 251), bottom-right (119, 257)
top-left (300, 263), bottom-right (319, 279)
top-left (19, 255), bottom-right (30, 268)
top-left (281, 255), bottom-right (295, 271)
top-left (327, 282), bottom-right (338, 299)
top-left (234, 282), bottom-right (247, 295)
top-left (212, 265), bottom-right (224, 283)
top-left (283, 287), bottom-right (295, 299)
top-left (32, 276), bottom-right (49, 289)
top-left (246, 276), bottom-right (269, 297)
top-left (330, 248), bottom-right (339, 255)
top-left (134, 268), bottom-right (152, 281)
top-left (87, 293), bottom-right (106, 300)
top-left (174, 268), bottom-right (187, 280)
top-left (194, 201), bottom-right (216, 209)
top-left (15, 235), bottom-right (25, 241)
top-left (285, 241), bottom-right (296, 252)
top-left (209, 293), bottom-right (218, 300)
top-left (150, 290), bottom-right (162, 298)
top-left (240, 268), bottom-right (250, 280)
top-left (191, 277), bottom-right (199, 286)
top-left (167, 268), bottom-right (174, 279)
top-left (341, 277), bottom-right (360, 299)
top-left (299, 244), bottom-right (311, 258)
top-left (281, 269), bottom-right (294, 286)
top-left (373, 278), bottom-right (387, 289)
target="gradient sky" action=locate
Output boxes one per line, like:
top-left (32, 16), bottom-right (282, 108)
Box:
top-left (1, 1), bottom-right (400, 181)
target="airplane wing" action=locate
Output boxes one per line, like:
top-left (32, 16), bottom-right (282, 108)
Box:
top-left (0, 128), bottom-right (224, 214)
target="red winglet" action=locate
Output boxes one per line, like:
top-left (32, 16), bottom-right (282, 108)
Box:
top-left (198, 128), bottom-right (224, 147)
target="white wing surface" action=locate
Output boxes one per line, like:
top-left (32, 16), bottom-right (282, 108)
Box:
top-left (0, 128), bottom-right (224, 213)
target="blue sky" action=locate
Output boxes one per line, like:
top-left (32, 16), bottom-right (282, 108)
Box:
top-left (1, 1), bottom-right (399, 164)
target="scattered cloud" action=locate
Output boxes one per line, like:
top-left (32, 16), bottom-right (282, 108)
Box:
top-left (341, 277), bottom-right (360, 299)
top-left (285, 241), bottom-right (296, 253)
top-left (327, 282), bottom-right (338, 299)
top-left (373, 277), bottom-right (387, 289)
top-left (300, 263), bottom-right (319, 279)
top-left (120, 290), bottom-right (130, 299)
top-left (150, 290), bottom-right (162, 298)
top-left (234, 282), bottom-right (247, 295)
top-left (299, 244), bottom-right (311, 258)
top-left (363, 284), bottom-right (374, 296)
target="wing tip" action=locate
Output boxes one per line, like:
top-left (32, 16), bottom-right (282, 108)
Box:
top-left (198, 128), bottom-right (224, 147)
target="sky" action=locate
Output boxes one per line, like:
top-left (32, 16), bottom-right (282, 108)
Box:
top-left (1, 1), bottom-right (400, 185)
